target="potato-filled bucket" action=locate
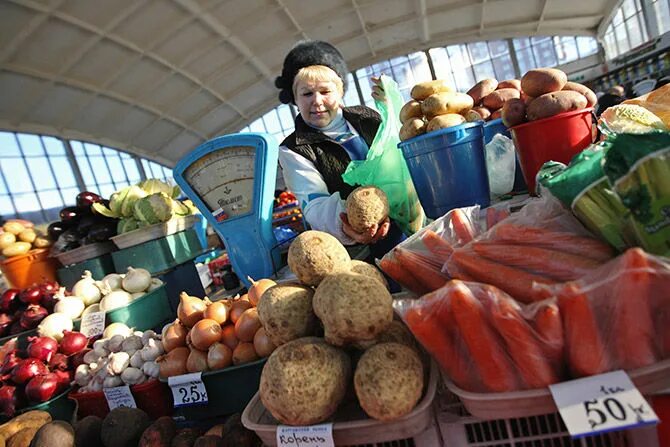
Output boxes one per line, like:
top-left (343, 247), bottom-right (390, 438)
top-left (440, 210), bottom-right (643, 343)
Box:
top-left (399, 121), bottom-right (490, 219)
top-left (0, 248), bottom-right (59, 289)
top-left (510, 108), bottom-right (594, 194)
top-left (483, 118), bottom-right (527, 193)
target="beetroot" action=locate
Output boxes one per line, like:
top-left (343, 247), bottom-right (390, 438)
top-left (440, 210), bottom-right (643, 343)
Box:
top-left (20, 305), bottom-right (48, 330)
top-left (25, 373), bottom-right (59, 403)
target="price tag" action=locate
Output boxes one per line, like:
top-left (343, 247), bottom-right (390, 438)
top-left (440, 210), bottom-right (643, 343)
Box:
top-left (549, 370), bottom-right (659, 438)
top-left (80, 311), bottom-right (105, 338)
top-left (168, 372), bottom-right (208, 407)
top-left (277, 424), bottom-right (334, 447)
top-left (103, 385), bottom-right (136, 410)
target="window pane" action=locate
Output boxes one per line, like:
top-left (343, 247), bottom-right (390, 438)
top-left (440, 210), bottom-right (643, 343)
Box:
top-left (38, 190), bottom-right (63, 211)
top-left (473, 61), bottom-right (496, 81)
top-left (105, 157), bottom-right (127, 188)
top-left (70, 141), bottom-right (85, 156)
top-left (453, 67), bottom-right (475, 92)
top-left (1, 158), bottom-right (32, 193)
top-left (98, 183), bottom-right (116, 199)
top-left (123, 158), bottom-right (141, 183)
top-left (60, 187), bottom-right (79, 206)
top-left (513, 37), bottom-right (531, 50)
top-left (89, 157), bottom-right (111, 184)
top-left (626, 16), bottom-right (644, 48)
top-left (16, 134), bottom-right (43, 156)
top-left (428, 48), bottom-right (453, 80)
top-left (41, 136), bottom-right (65, 155)
top-left (13, 192), bottom-right (40, 213)
top-left (84, 143), bottom-right (102, 156)
top-left (26, 157), bottom-right (56, 190)
top-left (554, 36), bottom-right (579, 64)
top-left (342, 73), bottom-right (360, 107)
top-left (447, 45), bottom-right (471, 68)
top-left (488, 40), bottom-right (509, 57)
top-left (50, 157), bottom-right (77, 188)
top-left (249, 119), bottom-right (265, 133)
top-left (622, 0), bottom-right (637, 18)
top-left (263, 111), bottom-right (282, 134)
top-left (0, 196), bottom-right (14, 216)
top-left (492, 55), bottom-right (516, 81)
top-left (613, 8), bottom-right (624, 26)
top-left (516, 47), bottom-right (536, 73)
top-left (577, 36), bottom-right (599, 57)
top-left (76, 155), bottom-right (96, 189)
top-left (468, 42), bottom-right (490, 63)
top-left (653, 0), bottom-right (670, 35)
top-left (408, 51), bottom-right (432, 81)
top-left (614, 24), bottom-right (630, 54)
top-left (533, 39), bottom-right (558, 67)
top-left (604, 31), bottom-right (617, 59)
top-left (0, 133), bottom-right (20, 156)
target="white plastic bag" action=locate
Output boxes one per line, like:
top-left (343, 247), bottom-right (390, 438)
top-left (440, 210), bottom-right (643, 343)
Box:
top-left (485, 134), bottom-right (516, 197)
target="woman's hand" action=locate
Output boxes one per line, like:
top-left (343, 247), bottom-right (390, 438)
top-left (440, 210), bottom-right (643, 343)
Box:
top-left (340, 213), bottom-right (390, 244)
top-left (371, 76), bottom-right (386, 102)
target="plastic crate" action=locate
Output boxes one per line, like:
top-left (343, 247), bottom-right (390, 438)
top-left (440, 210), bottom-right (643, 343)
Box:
top-left (436, 395), bottom-right (660, 447)
top-left (56, 252), bottom-right (116, 289)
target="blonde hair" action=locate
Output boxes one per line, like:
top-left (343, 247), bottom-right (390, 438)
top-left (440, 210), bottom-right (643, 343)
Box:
top-left (292, 65), bottom-right (344, 98)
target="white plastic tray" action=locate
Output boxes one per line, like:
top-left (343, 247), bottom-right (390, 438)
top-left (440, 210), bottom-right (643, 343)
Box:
top-left (443, 358), bottom-right (670, 420)
top-left (54, 242), bottom-right (115, 266)
top-left (110, 215), bottom-right (199, 249)
top-left (242, 361), bottom-right (438, 446)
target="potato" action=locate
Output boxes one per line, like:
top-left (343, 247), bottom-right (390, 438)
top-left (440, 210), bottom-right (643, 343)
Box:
top-left (349, 260), bottom-right (388, 290)
top-left (410, 80), bottom-right (452, 100)
top-left (313, 272), bottom-right (392, 346)
top-left (521, 68), bottom-right (567, 97)
top-left (257, 284), bottom-right (316, 346)
top-left (287, 230), bottom-right (350, 286)
top-left (469, 106), bottom-right (491, 121)
top-left (32, 237), bottom-right (51, 249)
top-left (2, 222), bottom-right (24, 236)
top-left (0, 411), bottom-right (51, 441)
top-left (490, 109), bottom-right (503, 120)
top-left (522, 92), bottom-right (535, 104)
top-left (17, 229), bottom-right (36, 244)
top-left (100, 407), bottom-right (150, 447)
top-left (497, 79), bottom-right (521, 90)
top-left (2, 242), bottom-right (31, 258)
top-left (422, 92), bottom-right (473, 117)
top-left (399, 118), bottom-right (426, 141)
top-left (501, 98), bottom-right (527, 127)
top-left (466, 78), bottom-right (498, 105)
top-left (482, 88), bottom-right (520, 110)
top-left (170, 429), bottom-right (201, 447)
top-left (74, 415), bottom-right (102, 447)
top-left (426, 114), bottom-right (466, 132)
top-left (345, 186), bottom-right (389, 233)
top-left (30, 421), bottom-right (74, 447)
top-left (259, 337), bottom-right (351, 426)
top-left (354, 343), bottom-right (424, 421)
top-left (7, 427), bottom-right (38, 447)
top-left (399, 100), bottom-right (422, 123)
top-left (562, 81), bottom-right (597, 107)
top-left (526, 90), bottom-right (587, 121)
top-left (0, 232), bottom-right (16, 250)
top-left (193, 436), bottom-right (222, 447)
top-left (138, 416), bottom-right (175, 447)
top-left (464, 109), bottom-right (483, 122)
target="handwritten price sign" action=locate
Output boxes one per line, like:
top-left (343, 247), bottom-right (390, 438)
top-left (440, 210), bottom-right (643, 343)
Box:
top-left (103, 385), bottom-right (136, 410)
top-left (277, 424), bottom-right (334, 447)
top-left (549, 370), bottom-right (658, 437)
top-left (168, 372), bottom-right (208, 408)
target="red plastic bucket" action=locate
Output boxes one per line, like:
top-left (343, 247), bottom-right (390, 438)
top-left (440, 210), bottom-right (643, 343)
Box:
top-left (510, 108), bottom-right (594, 194)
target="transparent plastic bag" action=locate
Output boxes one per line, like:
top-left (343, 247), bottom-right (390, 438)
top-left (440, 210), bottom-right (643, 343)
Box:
top-left (342, 75), bottom-right (425, 235)
top-left (444, 196), bottom-right (616, 303)
top-left (485, 134), bottom-right (516, 197)
top-left (394, 280), bottom-right (565, 393)
top-left (378, 206), bottom-right (480, 295)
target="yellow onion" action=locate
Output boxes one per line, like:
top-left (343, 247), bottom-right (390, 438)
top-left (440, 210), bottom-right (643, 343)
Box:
top-left (190, 319), bottom-right (222, 351)
top-left (247, 277), bottom-right (276, 306)
top-left (186, 348), bottom-right (209, 373)
top-left (161, 320), bottom-right (187, 352)
top-left (207, 342), bottom-right (233, 370)
top-left (177, 292), bottom-right (207, 327)
top-left (156, 346), bottom-right (189, 378)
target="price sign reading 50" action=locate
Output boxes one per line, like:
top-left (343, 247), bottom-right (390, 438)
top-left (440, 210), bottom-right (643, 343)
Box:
top-left (550, 370), bottom-right (659, 438)
top-left (168, 372), bottom-right (208, 408)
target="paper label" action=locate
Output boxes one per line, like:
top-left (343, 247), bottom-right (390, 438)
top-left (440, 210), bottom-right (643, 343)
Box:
top-left (549, 370), bottom-right (659, 438)
top-left (168, 372), bottom-right (208, 407)
top-left (80, 311), bottom-right (105, 338)
top-left (103, 385), bottom-right (136, 410)
top-left (277, 424), bottom-right (334, 447)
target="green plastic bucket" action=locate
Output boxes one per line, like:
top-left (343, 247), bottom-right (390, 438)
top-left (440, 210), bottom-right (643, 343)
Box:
top-left (19, 387), bottom-right (77, 423)
top-left (57, 254), bottom-right (116, 289)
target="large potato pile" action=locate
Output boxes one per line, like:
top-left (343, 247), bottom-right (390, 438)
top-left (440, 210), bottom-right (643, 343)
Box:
top-left (398, 68), bottom-right (597, 141)
top-left (257, 230), bottom-right (425, 425)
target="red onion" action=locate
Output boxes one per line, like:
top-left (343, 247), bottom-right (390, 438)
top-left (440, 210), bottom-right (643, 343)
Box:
top-left (20, 305), bottom-right (48, 330)
top-left (39, 280), bottom-right (59, 295)
top-left (11, 358), bottom-right (48, 385)
top-left (25, 373), bottom-right (59, 403)
top-left (0, 385), bottom-right (23, 417)
top-left (0, 313), bottom-right (12, 336)
top-left (19, 286), bottom-right (42, 305)
top-left (40, 293), bottom-right (56, 313)
top-left (48, 353), bottom-right (68, 371)
top-left (69, 348), bottom-right (90, 370)
top-left (0, 351), bottom-right (22, 374)
top-left (0, 289), bottom-right (20, 312)
top-left (8, 321), bottom-right (23, 335)
top-left (59, 331), bottom-right (88, 355)
top-left (52, 369), bottom-right (72, 393)
top-left (27, 336), bottom-right (59, 363)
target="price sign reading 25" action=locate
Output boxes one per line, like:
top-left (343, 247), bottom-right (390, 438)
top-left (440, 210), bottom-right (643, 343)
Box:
top-left (168, 372), bottom-right (208, 408)
top-left (550, 370), bottom-right (659, 438)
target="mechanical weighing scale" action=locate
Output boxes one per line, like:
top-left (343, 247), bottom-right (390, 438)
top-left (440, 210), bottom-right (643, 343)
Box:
top-left (173, 133), bottom-right (282, 289)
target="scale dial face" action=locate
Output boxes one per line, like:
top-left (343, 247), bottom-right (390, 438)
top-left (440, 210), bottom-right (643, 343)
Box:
top-left (183, 146), bottom-right (256, 221)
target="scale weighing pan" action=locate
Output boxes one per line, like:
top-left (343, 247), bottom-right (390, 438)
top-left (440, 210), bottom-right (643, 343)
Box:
top-left (173, 133), bottom-right (281, 288)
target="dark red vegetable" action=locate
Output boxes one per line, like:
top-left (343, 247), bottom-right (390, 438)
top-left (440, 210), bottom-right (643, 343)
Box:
top-left (76, 191), bottom-right (103, 208)
top-left (0, 313), bottom-right (12, 336)
top-left (0, 351), bottom-right (22, 374)
top-left (27, 336), bottom-right (59, 363)
top-left (51, 369), bottom-right (72, 393)
top-left (25, 373), bottom-right (59, 403)
top-left (70, 348), bottom-right (90, 370)
top-left (59, 331), bottom-right (88, 356)
top-left (0, 384), bottom-right (23, 417)
top-left (11, 358), bottom-right (48, 385)
top-left (8, 321), bottom-right (23, 335)
top-left (20, 305), bottom-right (48, 330)
top-left (0, 289), bottom-right (21, 312)
top-left (47, 221), bottom-right (68, 241)
top-left (40, 292), bottom-right (56, 313)
top-left (59, 206), bottom-right (84, 222)
top-left (39, 280), bottom-right (59, 295)
top-left (19, 286), bottom-right (43, 305)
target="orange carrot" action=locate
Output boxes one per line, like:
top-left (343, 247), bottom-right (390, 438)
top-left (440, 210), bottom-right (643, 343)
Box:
top-left (472, 242), bottom-right (602, 281)
top-left (379, 257), bottom-right (429, 295)
top-left (558, 283), bottom-right (610, 377)
top-left (448, 281), bottom-right (519, 392)
top-left (487, 287), bottom-right (559, 388)
top-left (404, 304), bottom-right (475, 389)
top-left (420, 229), bottom-right (453, 263)
top-left (612, 248), bottom-right (657, 370)
top-left (450, 249), bottom-right (555, 303)
top-left (394, 247), bottom-right (448, 292)
top-left (451, 209), bottom-right (475, 244)
top-left (533, 302), bottom-right (565, 374)
top-left (492, 223), bottom-right (615, 262)
top-left (486, 208), bottom-right (497, 230)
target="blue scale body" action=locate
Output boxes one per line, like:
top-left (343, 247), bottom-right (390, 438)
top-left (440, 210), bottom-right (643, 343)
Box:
top-left (173, 133), bottom-right (281, 288)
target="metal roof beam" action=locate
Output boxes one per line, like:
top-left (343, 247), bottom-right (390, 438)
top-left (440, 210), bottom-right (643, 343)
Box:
top-left (417, 0), bottom-right (430, 42)
top-left (276, 0), bottom-right (308, 40)
top-left (352, 0), bottom-right (376, 57)
top-left (537, 0), bottom-right (549, 32)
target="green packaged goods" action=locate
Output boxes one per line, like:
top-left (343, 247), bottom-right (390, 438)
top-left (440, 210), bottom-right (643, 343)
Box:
top-left (603, 132), bottom-right (670, 256)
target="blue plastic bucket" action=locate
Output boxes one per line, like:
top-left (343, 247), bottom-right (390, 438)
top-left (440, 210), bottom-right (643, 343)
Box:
top-left (399, 122), bottom-right (490, 219)
top-left (483, 118), bottom-right (528, 193)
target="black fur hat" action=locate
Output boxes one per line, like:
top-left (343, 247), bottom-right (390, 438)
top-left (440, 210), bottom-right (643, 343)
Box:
top-left (275, 40), bottom-right (348, 104)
